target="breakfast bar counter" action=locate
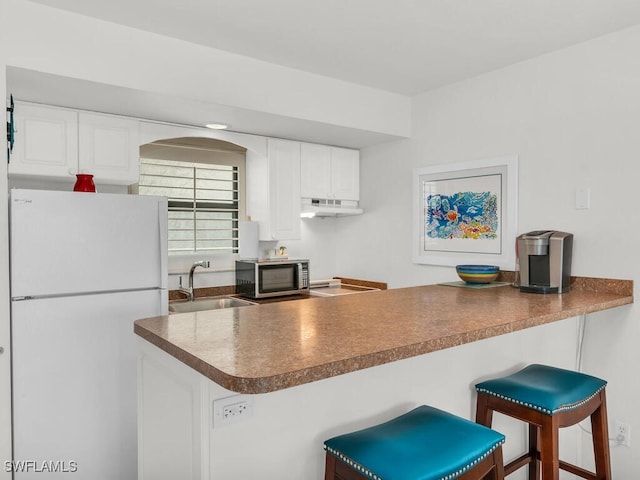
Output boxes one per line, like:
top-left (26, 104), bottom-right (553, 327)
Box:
top-left (134, 276), bottom-right (632, 394)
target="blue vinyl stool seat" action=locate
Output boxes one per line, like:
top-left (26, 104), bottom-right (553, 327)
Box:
top-left (323, 405), bottom-right (506, 480)
top-left (475, 364), bottom-right (611, 480)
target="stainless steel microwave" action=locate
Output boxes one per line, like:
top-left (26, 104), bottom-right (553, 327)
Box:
top-left (235, 259), bottom-right (310, 298)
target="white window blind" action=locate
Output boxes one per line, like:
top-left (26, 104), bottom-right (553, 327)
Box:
top-left (138, 139), bottom-right (246, 255)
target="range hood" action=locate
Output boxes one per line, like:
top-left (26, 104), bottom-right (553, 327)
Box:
top-left (301, 198), bottom-right (364, 217)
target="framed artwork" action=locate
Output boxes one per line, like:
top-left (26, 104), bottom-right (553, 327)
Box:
top-left (413, 155), bottom-right (518, 268)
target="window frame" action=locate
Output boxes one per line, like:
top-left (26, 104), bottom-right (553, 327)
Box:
top-left (137, 138), bottom-right (246, 273)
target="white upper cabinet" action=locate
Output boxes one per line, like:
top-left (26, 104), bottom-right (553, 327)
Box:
top-left (300, 143), bottom-right (331, 199)
top-left (9, 103), bottom-right (78, 178)
top-left (246, 138), bottom-right (301, 241)
top-left (300, 143), bottom-right (359, 201)
top-left (267, 139), bottom-right (301, 240)
top-left (9, 102), bottom-right (140, 185)
top-left (78, 112), bottom-right (140, 184)
top-left (330, 147), bottom-right (359, 201)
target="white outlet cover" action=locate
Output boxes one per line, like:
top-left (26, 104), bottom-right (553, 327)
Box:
top-left (213, 394), bottom-right (254, 427)
top-left (615, 420), bottom-right (631, 447)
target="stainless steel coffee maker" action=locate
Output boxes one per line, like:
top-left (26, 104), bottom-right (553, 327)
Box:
top-left (517, 230), bottom-right (573, 293)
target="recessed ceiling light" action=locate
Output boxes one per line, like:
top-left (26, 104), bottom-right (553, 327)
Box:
top-left (205, 123), bottom-right (229, 130)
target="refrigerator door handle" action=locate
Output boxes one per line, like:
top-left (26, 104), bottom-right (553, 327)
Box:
top-left (158, 199), bottom-right (168, 289)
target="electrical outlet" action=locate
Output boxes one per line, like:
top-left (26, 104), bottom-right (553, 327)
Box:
top-left (213, 395), bottom-right (254, 427)
top-left (615, 421), bottom-right (631, 447)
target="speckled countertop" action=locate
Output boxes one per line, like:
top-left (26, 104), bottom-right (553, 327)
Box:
top-left (134, 276), bottom-right (633, 394)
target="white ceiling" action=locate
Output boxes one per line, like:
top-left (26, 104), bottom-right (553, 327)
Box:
top-left (22, 0), bottom-right (640, 95)
top-left (10, 0), bottom-right (640, 147)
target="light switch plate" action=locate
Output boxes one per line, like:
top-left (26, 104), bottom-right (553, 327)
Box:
top-left (576, 187), bottom-right (590, 210)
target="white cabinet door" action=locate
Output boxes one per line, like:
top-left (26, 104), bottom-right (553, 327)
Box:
top-left (300, 143), bottom-right (360, 201)
top-left (79, 112), bottom-right (140, 185)
top-left (330, 147), bottom-right (360, 201)
top-left (246, 139), bottom-right (302, 241)
top-left (268, 139), bottom-right (301, 240)
top-left (138, 339), bottom-right (206, 480)
top-left (300, 143), bottom-right (331, 198)
top-left (9, 102), bottom-right (78, 178)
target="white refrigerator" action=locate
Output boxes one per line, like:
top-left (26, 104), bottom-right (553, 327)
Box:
top-left (9, 189), bottom-right (168, 479)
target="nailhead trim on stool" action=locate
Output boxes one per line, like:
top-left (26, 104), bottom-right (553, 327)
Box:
top-left (324, 405), bottom-right (505, 480)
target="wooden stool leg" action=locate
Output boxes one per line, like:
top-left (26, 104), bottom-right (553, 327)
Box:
top-left (473, 396), bottom-right (506, 480)
top-left (590, 392), bottom-right (612, 479)
top-left (475, 393), bottom-right (494, 427)
top-left (492, 446), bottom-right (506, 480)
top-left (539, 416), bottom-right (560, 480)
top-left (528, 424), bottom-right (540, 480)
top-left (325, 453), bottom-right (337, 480)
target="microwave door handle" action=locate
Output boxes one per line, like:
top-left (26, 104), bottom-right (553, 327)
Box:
top-left (297, 263), bottom-right (303, 289)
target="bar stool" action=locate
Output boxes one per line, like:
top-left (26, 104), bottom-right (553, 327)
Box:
top-left (324, 405), bottom-right (506, 480)
top-left (475, 364), bottom-right (611, 480)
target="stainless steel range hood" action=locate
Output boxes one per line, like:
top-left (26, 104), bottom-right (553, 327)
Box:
top-left (300, 198), bottom-right (363, 217)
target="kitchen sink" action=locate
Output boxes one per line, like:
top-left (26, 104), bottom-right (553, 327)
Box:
top-left (169, 296), bottom-right (257, 314)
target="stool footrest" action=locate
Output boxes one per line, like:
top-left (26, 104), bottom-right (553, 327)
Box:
top-left (504, 455), bottom-right (598, 479)
top-left (559, 461), bottom-right (598, 480)
top-left (504, 453), bottom-right (537, 476)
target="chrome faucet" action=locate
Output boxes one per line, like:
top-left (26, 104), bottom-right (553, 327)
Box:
top-left (178, 260), bottom-right (210, 301)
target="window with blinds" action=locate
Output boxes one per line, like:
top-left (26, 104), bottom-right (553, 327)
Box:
top-left (137, 139), bottom-right (246, 255)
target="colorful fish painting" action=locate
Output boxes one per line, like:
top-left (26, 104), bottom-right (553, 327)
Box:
top-left (425, 191), bottom-right (498, 240)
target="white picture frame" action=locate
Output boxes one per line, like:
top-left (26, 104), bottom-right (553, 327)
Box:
top-left (412, 155), bottom-right (518, 268)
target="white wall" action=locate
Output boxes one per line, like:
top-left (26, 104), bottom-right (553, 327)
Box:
top-left (339, 25), bottom-right (640, 476)
top-left (0, 0), bottom-right (12, 474)
top-left (5, 0), bottom-right (409, 139)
